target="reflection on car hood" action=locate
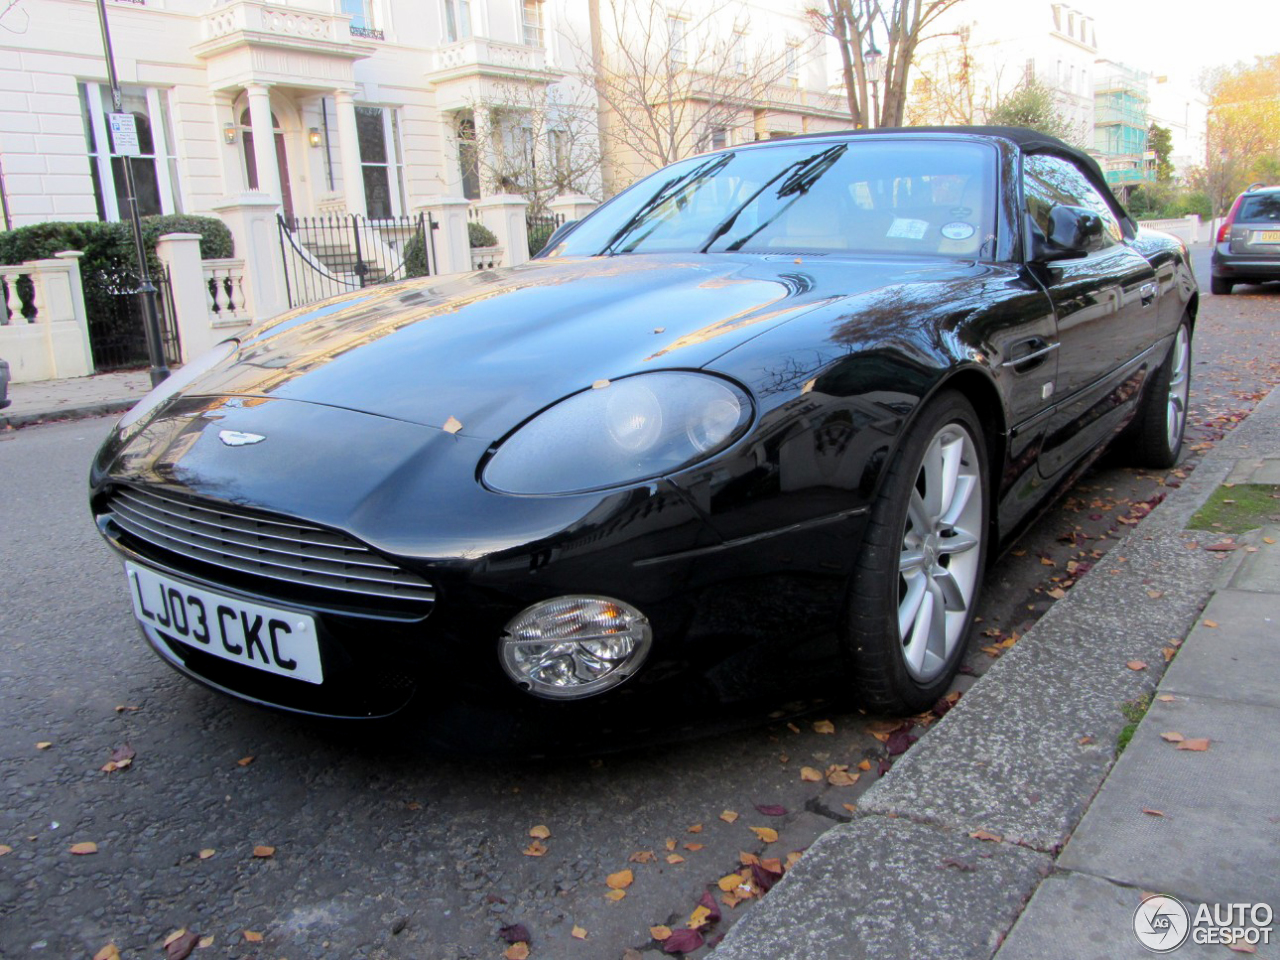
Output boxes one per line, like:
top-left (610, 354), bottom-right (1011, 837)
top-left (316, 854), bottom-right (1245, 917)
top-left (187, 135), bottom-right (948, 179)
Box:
top-left (185, 253), bottom-right (968, 439)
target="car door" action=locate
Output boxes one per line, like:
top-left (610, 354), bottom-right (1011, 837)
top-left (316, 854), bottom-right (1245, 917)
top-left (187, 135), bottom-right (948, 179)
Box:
top-left (1022, 153), bottom-right (1158, 478)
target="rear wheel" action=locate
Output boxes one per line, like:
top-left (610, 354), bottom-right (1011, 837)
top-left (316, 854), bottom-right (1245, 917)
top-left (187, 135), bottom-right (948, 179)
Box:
top-left (1211, 276), bottom-right (1233, 295)
top-left (1124, 319), bottom-right (1191, 469)
top-left (845, 392), bottom-right (988, 713)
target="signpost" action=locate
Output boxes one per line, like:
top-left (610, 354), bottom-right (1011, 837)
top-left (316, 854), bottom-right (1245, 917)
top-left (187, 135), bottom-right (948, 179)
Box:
top-left (95, 0), bottom-right (169, 387)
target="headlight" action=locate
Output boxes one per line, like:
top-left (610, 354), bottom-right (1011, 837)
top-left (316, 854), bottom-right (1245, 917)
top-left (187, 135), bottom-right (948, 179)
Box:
top-left (482, 371), bottom-right (752, 495)
top-left (117, 340), bottom-right (239, 430)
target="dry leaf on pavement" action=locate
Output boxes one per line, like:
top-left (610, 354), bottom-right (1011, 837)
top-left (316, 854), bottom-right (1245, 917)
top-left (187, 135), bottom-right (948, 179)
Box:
top-left (754, 804), bottom-right (786, 816)
top-left (969, 830), bottom-right (1002, 842)
top-left (606, 869), bottom-right (634, 890)
top-left (1176, 738), bottom-right (1210, 751)
top-left (666, 854), bottom-right (685, 864)
top-left (93, 945), bottom-right (120, 960)
top-left (662, 930), bottom-right (705, 954)
top-left (1160, 732), bottom-right (1184, 743)
top-left (650, 925), bottom-right (672, 940)
top-left (718, 872), bottom-right (747, 892)
top-left (237, 756), bottom-right (254, 766)
top-left (1126, 661), bottom-right (1148, 671)
top-left (498, 924), bottom-right (530, 944)
top-left (571, 925), bottom-right (587, 939)
top-left (799, 766), bottom-right (823, 782)
top-left (242, 931), bottom-right (262, 943)
top-left (749, 827), bottom-right (778, 843)
top-left (35, 742), bottom-right (52, 750)
top-left (719, 810), bottom-right (739, 823)
top-left (69, 842), bottom-right (98, 855)
top-left (1142, 808), bottom-right (1166, 817)
top-left (687, 823), bottom-right (703, 833)
top-left (812, 719), bottom-right (835, 734)
top-left (629, 850), bottom-right (656, 863)
top-left (504, 943), bottom-right (530, 960)
top-left (523, 840), bottom-right (548, 857)
top-left (688, 905), bottom-right (712, 929)
top-left (605, 889), bottom-right (627, 901)
top-left (528, 825), bottom-right (551, 839)
top-left (198, 848), bottom-right (215, 860)
top-left (163, 930), bottom-right (199, 960)
top-left (252, 845), bottom-right (275, 858)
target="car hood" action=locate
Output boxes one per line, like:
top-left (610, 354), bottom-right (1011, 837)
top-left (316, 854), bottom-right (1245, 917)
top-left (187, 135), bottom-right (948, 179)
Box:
top-left (185, 253), bottom-right (967, 439)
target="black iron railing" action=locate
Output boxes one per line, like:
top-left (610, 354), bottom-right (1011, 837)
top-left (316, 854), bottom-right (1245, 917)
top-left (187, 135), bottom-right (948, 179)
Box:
top-left (526, 211), bottom-right (565, 256)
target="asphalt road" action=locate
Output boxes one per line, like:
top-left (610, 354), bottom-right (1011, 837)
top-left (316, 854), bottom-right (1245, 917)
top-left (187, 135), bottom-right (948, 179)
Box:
top-left (1, 251), bottom-right (1277, 960)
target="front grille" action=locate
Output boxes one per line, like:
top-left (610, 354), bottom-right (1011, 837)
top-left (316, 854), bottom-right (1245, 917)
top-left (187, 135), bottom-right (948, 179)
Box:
top-left (105, 486), bottom-right (435, 609)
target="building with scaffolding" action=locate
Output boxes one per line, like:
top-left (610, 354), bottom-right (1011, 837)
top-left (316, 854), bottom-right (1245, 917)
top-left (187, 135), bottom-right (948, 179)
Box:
top-left (1094, 59), bottom-right (1153, 196)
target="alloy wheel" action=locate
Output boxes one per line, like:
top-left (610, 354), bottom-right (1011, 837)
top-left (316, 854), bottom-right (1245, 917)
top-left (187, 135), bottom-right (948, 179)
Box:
top-left (1166, 325), bottom-right (1190, 452)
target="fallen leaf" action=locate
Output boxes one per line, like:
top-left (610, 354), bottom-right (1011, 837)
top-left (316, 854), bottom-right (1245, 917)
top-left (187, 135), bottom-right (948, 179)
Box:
top-left (1147, 590), bottom-right (1164, 599)
top-left (504, 943), bottom-right (530, 960)
top-left (1264, 537), bottom-right (1277, 545)
top-left (749, 826), bottom-right (778, 843)
top-left (1204, 543), bottom-right (1238, 552)
top-left (198, 848), bottom-right (215, 860)
top-left (252, 845), bottom-right (275, 858)
top-left (662, 929), bottom-right (704, 954)
top-left (69, 842), bottom-right (98, 855)
top-left (687, 823), bottom-right (703, 833)
top-left (629, 850), bottom-right (656, 863)
top-left (751, 860), bottom-right (782, 892)
top-left (1047, 588), bottom-right (1067, 600)
top-left (571, 925), bottom-right (587, 940)
top-left (197, 936), bottom-right (214, 948)
top-left (591, 379), bottom-right (610, 389)
top-left (754, 804), bottom-right (787, 816)
top-left (666, 853), bottom-right (686, 865)
top-left (1142, 808), bottom-right (1166, 817)
top-left (35, 742), bottom-right (52, 750)
top-left (528, 824), bottom-right (551, 840)
top-left (605, 888), bottom-right (627, 901)
top-left (842, 803), bottom-right (857, 814)
top-left (406, 801), bottom-right (422, 811)
top-left (1156, 694), bottom-right (1176, 702)
top-left (857, 759), bottom-right (872, 771)
top-left (651, 925), bottom-right (673, 941)
top-left (1177, 738), bottom-right (1210, 751)
top-left (499, 923), bottom-right (530, 944)
top-left (523, 840), bottom-right (548, 857)
top-left (688, 905), bottom-right (712, 929)
top-left (799, 766), bottom-right (823, 782)
top-left (684, 842), bottom-right (704, 851)
top-left (718, 872), bottom-right (747, 892)
top-left (163, 930), bottom-right (187, 948)
top-left (442, 416), bottom-right (463, 434)
top-left (812, 719), bottom-right (835, 734)
top-left (665, 838), bottom-right (677, 851)
top-left (969, 830), bottom-right (1002, 842)
top-left (93, 946), bottom-right (120, 960)
top-left (1203, 620), bottom-right (1219, 628)
top-left (698, 890), bottom-right (722, 923)
top-left (940, 856), bottom-right (975, 871)
top-left (1078, 736), bottom-right (1095, 745)
top-left (1127, 660), bottom-right (1148, 671)
top-left (719, 810), bottom-right (739, 823)
top-left (606, 869), bottom-right (634, 890)
top-left (828, 769), bottom-right (860, 787)
top-left (164, 931), bottom-right (199, 960)
top-left (114, 705), bottom-right (139, 713)
top-left (237, 756), bottom-right (254, 767)
top-left (1228, 941), bottom-right (1258, 954)
top-left (242, 931), bottom-right (262, 943)
top-left (1161, 732), bottom-right (1185, 743)
top-left (624, 951), bottom-right (644, 960)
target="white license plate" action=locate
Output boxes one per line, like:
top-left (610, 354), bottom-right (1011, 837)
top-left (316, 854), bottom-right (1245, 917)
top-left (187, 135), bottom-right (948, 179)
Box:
top-left (125, 562), bottom-right (323, 684)
top-left (1253, 230), bottom-right (1280, 244)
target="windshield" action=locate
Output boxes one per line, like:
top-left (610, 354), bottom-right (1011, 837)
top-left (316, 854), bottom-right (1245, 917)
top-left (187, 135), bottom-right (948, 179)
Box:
top-left (548, 138), bottom-right (998, 259)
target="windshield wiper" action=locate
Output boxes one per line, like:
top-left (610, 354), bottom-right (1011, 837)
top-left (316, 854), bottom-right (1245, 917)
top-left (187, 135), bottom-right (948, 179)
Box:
top-left (599, 154), bottom-right (734, 255)
top-left (700, 144), bottom-right (848, 253)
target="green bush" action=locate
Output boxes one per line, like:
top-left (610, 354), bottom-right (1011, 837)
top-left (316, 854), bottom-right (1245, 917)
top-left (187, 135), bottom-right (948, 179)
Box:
top-left (0, 214), bottom-right (233, 330)
top-left (468, 220), bottom-right (498, 248)
top-left (403, 231), bottom-right (430, 278)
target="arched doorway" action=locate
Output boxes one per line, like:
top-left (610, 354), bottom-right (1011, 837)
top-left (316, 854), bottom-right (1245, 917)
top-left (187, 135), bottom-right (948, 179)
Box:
top-left (239, 108), bottom-right (294, 220)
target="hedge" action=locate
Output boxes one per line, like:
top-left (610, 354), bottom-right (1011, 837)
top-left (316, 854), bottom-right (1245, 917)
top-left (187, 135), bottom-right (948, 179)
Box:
top-left (403, 219), bottom-right (500, 277)
top-left (0, 214), bottom-right (234, 328)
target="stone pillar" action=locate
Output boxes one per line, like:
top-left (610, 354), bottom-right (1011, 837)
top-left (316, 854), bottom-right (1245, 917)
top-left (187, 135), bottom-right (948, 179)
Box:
top-left (245, 83), bottom-right (281, 207)
top-left (154, 232), bottom-right (216, 363)
top-left (333, 89), bottom-right (367, 218)
top-left (475, 194), bottom-right (530, 267)
top-left (212, 193), bottom-right (289, 321)
top-left (549, 194), bottom-right (598, 226)
top-left (50, 251), bottom-right (94, 378)
top-left (414, 196), bottom-right (472, 275)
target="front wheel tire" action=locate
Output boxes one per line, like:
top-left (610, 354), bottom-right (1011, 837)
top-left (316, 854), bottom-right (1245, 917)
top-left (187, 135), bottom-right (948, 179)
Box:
top-left (845, 392), bottom-right (989, 714)
top-left (1124, 320), bottom-right (1191, 469)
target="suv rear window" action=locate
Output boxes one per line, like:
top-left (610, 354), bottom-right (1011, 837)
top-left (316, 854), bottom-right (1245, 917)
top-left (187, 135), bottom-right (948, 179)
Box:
top-left (1238, 194), bottom-right (1280, 222)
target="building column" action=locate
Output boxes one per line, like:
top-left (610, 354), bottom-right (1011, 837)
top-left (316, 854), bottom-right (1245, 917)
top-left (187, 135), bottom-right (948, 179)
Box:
top-left (333, 89), bottom-right (367, 217)
top-left (245, 83), bottom-right (281, 207)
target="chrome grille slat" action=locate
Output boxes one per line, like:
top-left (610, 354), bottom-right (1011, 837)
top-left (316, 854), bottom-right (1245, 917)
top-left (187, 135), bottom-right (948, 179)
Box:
top-left (114, 491), bottom-right (399, 571)
top-left (106, 487), bottom-right (435, 606)
top-left (119, 488), bottom-right (346, 547)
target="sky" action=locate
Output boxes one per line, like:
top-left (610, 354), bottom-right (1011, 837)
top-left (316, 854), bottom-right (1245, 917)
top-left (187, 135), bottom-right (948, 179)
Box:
top-left (1083, 0), bottom-right (1279, 91)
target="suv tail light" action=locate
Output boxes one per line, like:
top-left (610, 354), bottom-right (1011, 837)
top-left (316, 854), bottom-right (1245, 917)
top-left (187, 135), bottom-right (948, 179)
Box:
top-left (1217, 195), bottom-right (1244, 243)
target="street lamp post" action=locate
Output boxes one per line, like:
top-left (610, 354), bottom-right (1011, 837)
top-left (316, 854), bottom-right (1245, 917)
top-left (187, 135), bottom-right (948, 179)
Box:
top-left (94, 0), bottom-right (170, 387)
top-left (864, 42), bottom-right (884, 129)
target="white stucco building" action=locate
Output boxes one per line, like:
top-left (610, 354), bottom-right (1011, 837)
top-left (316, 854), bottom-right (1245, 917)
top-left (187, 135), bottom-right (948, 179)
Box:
top-left (0, 0), bottom-right (848, 232)
top-left (1146, 74), bottom-right (1208, 179)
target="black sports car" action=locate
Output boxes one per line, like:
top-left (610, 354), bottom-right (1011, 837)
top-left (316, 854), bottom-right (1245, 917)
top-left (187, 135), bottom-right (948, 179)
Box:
top-left (90, 127), bottom-right (1197, 752)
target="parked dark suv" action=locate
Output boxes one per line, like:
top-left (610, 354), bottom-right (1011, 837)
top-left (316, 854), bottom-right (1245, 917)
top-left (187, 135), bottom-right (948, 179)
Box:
top-left (1211, 184), bottom-right (1280, 294)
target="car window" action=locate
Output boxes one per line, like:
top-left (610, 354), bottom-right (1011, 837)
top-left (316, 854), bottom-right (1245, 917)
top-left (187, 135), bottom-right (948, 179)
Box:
top-left (1238, 194), bottom-right (1280, 222)
top-left (550, 139), bottom-right (998, 259)
top-left (1023, 154), bottom-right (1124, 251)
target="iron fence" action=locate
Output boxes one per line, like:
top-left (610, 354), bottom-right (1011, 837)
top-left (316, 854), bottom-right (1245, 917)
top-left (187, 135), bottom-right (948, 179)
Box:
top-left (526, 211), bottom-right (565, 257)
top-left (87, 262), bottom-right (180, 371)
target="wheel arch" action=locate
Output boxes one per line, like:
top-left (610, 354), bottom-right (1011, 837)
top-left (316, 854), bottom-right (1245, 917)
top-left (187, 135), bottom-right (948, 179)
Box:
top-left (925, 365), bottom-right (1007, 542)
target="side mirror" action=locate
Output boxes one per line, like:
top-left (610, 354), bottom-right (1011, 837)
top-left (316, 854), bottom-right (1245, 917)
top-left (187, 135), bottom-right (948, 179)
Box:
top-left (534, 219), bottom-right (579, 258)
top-left (1030, 205), bottom-right (1105, 262)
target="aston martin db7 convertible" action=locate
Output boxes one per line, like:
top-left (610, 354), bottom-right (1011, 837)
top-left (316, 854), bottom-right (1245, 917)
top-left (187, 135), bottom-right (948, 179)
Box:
top-left (91, 126), bottom-right (1197, 752)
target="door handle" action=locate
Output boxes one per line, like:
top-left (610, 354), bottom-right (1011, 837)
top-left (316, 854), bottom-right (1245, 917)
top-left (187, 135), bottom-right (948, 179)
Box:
top-left (1140, 282), bottom-right (1157, 306)
top-left (1001, 339), bottom-right (1060, 369)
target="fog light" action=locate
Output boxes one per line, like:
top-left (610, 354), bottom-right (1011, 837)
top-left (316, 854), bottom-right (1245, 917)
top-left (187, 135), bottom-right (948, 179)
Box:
top-left (500, 595), bottom-right (652, 700)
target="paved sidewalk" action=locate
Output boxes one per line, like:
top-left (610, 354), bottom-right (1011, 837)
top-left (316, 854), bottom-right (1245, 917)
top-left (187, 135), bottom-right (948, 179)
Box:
top-left (0, 370), bottom-right (152, 428)
top-left (717, 389), bottom-right (1280, 960)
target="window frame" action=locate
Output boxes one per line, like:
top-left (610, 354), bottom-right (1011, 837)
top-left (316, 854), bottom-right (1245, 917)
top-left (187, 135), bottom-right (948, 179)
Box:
top-left (521, 0), bottom-right (544, 48)
top-left (668, 15), bottom-right (687, 66)
top-left (355, 104), bottom-right (407, 219)
top-left (80, 81), bottom-right (181, 222)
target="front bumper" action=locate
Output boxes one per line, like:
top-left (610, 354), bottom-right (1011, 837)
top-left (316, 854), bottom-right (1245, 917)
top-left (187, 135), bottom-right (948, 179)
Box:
top-left (91, 395), bottom-right (863, 750)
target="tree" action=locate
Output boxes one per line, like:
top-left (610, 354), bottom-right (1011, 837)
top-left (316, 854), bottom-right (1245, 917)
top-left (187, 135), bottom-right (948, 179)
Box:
top-left (988, 79), bottom-right (1078, 144)
top-left (458, 81), bottom-right (602, 215)
top-left (808, 0), bottom-right (968, 128)
top-left (585, 0), bottom-right (793, 189)
top-left (1148, 123), bottom-right (1174, 182)
top-left (1201, 54), bottom-right (1280, 214)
